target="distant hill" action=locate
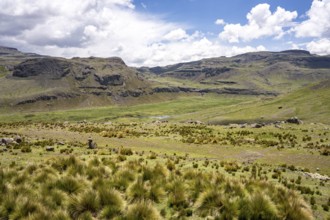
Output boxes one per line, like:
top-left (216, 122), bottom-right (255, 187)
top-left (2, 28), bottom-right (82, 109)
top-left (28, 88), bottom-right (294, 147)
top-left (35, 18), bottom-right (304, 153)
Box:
top-left (140, 50), bottom-right (330, 94)
top-left (0, 46), bottom-right (330, 118)
top-left (201, 79), bottom-right (330, 124)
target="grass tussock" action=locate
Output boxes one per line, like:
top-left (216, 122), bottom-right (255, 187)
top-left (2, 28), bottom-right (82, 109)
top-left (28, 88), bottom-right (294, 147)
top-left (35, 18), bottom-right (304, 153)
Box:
top-left (0, 156), bottom-right (315, 220)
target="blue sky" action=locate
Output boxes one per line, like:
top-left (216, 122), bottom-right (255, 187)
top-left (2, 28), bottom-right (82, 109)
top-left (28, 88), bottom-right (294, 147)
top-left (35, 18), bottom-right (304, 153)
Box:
top-left (134, 0), bottom-right (311, 32)
top-left (0, 0), bottom-right (329, 66)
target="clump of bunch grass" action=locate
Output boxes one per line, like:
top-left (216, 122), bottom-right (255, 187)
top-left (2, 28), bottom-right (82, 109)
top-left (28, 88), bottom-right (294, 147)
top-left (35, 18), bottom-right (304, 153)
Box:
top-left (125, 200), bottom-right (162, 220)
top-left (68, 190), bottom-right (100, 219)
top-left (0, 155), bottom-right (314, 220)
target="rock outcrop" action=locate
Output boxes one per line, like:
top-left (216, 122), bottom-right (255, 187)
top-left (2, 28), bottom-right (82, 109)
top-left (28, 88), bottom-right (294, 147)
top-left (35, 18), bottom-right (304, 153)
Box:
top-left (94, 74), bottom-right (124, 86)
top-left (13, 58), bottom-right (71, 79)
top-left (152, 86), bottom-right (277, 96)
top-left (286, 117), bottom-right (303, 125)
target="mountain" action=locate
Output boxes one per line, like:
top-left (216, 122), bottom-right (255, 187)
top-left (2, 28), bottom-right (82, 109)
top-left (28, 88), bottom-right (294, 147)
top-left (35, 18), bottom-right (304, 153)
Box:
top-left (140, 50), bottom-right (330, 94)
top-left (0, 46), bottom-right (330, 116)
top-left (0, 46), bottom-right (154, 110)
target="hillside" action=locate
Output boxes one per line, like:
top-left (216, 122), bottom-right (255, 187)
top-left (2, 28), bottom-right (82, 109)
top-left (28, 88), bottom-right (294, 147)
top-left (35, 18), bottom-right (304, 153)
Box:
top-left (175, 80), bottom-right (330, 124)
top-left (141, 50), bottom-right (330, 94)
top-left (1, 46), bottom-right (330, 124)
top-left (0, 46), bottom-right (153, 110)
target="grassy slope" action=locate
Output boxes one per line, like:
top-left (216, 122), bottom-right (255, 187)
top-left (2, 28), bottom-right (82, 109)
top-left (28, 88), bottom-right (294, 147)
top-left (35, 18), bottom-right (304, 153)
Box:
top-left (0, 82), bottom-right (329, 124)
top-left (0, 94), bottom-right (257, 123)
top-left (212, 82), bottom-right (330, 124)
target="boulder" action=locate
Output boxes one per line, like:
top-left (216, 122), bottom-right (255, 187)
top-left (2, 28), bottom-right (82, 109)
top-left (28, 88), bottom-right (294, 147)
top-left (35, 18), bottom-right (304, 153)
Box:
top-left (275, 124), bottom-right (282, 129)
top-left (1, 138), bottom-right (14, 146)
top-left (14, 136), bottom-right (22, 143)
top-left (88, 138), bottom-right (97, 149)
top-left (286, 117), bottom-right (303, 125)
top-left (46, 146), bottom-right (55, 152)
top-left (251, 123), bottom-right (264, 128)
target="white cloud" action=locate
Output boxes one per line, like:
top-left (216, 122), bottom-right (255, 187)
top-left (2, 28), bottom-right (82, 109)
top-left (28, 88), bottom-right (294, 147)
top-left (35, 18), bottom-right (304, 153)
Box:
top-left (231, 45), bottom-right (266, 55)
top-left (215, 19), bottom-right (225, 25)
top-left (0, 0), bottom-right (178, 65)
top-left (219, 4), bottom-right (297, 43)
top-left (306, 39), bottom-right (330, 55)
top-left (294, 0), bottom-right (330, 38)
top-left (0, 0), bottom-right (279, 66)
top-left (164, 28), bottom-right (188, 41)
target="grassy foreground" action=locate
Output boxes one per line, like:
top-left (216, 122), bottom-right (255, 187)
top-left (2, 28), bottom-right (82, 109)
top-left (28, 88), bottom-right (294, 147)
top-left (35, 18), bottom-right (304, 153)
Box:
top-left (0, 121), bottom-right (330, 219)
top-left (0, 154), bottom-right (314, 220)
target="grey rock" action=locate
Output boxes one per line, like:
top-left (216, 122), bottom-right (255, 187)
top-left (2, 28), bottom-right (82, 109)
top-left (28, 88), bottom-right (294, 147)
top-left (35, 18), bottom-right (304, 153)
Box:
top-left (88, 138), bottom-right (97, 149)
top-left (14, 136), bottom-right (22, 143)
top-left (286, 117), bottom-right (303, 125)
top-left (94, 74), bottom-right (124, 86)
top-left (1, 138), bottom-right (14, 146)
top-left (46, 146), bottom-right (55, 152)
top-left (13, 58), bottom-right (71, 78)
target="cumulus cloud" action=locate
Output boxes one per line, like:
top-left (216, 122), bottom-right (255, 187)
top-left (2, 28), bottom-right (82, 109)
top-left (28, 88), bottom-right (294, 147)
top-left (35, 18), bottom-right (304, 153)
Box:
top-left (294, 0), bottom-right (330, 38)
top-left (164, 28), bottom-right (189, 41)
top-left (231, 45), bottom-right (266, 55)
top-left (215, 19), bottom-right (225, 25)
top-left (0, 0), bottom-right (269, 66)
top-left (219, 4), bottom-right (297, 43)
top-left (306, 39), bottom-right (330, 55)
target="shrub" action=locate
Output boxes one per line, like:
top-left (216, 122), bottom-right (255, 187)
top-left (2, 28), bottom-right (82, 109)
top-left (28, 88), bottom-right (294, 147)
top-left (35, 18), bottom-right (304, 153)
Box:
top-left (56, 176), bottom-right (82, 194)
top-left (194, 188), bottom-right (224, 217)
top-left (99, 188), bottom-right (125, 219)
top-left (127, 177), bottom-right (148, 202)
top-left (10, 196), bottom-right (42, 219)
top-left (52, 210), bottom-right (71, 220)
top-left (68, 190), bottom-right (100, 219)
top-left (278, 189), bottom-right (314, 220)
top-left (119, 147), bottom-right (133, 156)
top-left (21, 146), bottom-right (32, 153)
top-left (166, 160), bottom-right (175, 171)
top-left (153, 163), bottom-right (169, 179)
top-left (168, 179), bottom-right (187, 208)
top-left (322, 204), bottom-right (329, 212)
top-left (117, 155), bottom-right (127, 162)
top-left (272, 173), bottom-right (279, 179)
top-left (310, 196), bottom-right (316, 205)
top-left (149, 184), bottom-right (165, 203)
top-left (147, 152), bottom-right (157, 159)
top-left (0, 194), bottom-right (16, 219)
top-left (239, 191), bottom-right (279, 220)
top-left (125, 201), bottom-right (162, 220)
top-left (112, 169), bottom-right (136, 191)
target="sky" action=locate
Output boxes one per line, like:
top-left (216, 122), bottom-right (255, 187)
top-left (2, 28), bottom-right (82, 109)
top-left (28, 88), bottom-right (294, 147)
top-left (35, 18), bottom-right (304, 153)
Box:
top-left (0, 0), bottom-right (329, 66)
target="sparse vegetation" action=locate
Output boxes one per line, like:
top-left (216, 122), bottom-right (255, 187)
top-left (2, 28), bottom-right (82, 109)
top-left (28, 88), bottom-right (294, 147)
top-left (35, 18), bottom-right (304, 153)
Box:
top-left (0, 155), bottom-right (317, 219)
top-left (0, 120), bottom-right (329, 219)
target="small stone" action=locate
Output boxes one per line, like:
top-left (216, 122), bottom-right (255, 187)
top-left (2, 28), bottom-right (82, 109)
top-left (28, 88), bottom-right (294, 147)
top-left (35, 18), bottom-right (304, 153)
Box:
top-left (46, 146), bottom-right (55, 152)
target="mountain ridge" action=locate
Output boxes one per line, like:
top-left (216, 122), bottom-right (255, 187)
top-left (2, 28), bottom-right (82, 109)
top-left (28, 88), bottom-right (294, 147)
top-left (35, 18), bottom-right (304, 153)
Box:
top-left (0, 46), bottom-right (329, 115)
